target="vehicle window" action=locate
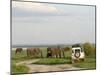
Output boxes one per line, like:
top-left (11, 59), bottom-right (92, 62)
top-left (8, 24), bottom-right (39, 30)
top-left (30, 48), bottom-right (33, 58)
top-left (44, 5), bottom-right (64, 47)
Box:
top-left (75, 49), bottom-right (80, 53)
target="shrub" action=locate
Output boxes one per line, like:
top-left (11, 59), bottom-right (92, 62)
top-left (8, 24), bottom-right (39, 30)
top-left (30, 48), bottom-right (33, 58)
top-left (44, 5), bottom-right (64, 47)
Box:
top-left (64, 47), bottom-right (71, 51)
top-left (83, 42), bottom-right (96, 56)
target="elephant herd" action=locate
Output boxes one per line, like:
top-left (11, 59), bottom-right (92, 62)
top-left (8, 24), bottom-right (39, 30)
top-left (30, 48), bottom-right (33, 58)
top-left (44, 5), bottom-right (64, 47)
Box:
top-left (15, 47), bottom-right (68, 58)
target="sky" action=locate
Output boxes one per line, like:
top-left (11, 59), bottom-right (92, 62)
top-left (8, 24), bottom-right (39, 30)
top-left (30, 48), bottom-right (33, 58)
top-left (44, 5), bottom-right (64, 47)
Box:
top-left (12, 1), bottom-right (95, 45)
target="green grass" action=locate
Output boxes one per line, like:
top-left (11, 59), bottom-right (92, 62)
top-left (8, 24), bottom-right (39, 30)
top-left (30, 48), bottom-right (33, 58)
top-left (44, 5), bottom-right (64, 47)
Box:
top-left (72, 57), bottom-right (96, 69)
top-left (11, 47), bottom-right (48, 73)
top-left (32, 58), bottom-right (71, 65)
top-left (11, 47), bottom-right (96, 73)
top-left (12, 50), bottom-right (39, 63)
top-left (12, 49), bottom-right (30, 74)
top-left (12, 64), bottom-right (29, 74)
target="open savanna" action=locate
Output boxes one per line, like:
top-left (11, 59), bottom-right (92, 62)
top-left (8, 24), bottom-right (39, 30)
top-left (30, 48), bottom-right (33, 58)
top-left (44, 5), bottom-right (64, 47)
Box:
top-left (11, 46), bottom-right (96, 74)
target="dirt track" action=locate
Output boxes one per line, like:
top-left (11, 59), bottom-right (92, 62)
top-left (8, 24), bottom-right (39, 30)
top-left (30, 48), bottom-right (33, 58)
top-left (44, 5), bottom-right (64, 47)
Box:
top-left (16, 59), bottom-right (85, 73)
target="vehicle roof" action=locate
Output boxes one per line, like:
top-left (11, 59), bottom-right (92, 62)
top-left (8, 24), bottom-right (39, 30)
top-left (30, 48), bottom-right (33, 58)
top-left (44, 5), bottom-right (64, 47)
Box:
top-left (72, 47), bottom-right (81, 49)
top-left (72, 44), bottom-right (81, 48)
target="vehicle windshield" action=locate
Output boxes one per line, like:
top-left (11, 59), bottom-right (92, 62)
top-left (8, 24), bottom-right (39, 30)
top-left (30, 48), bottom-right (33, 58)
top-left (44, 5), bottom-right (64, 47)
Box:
top-left (75, 49), bottom-right (80, 53)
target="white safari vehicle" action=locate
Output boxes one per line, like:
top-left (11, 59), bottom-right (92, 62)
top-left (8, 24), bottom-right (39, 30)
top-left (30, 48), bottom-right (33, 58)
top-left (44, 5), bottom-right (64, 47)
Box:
top-left (71, 44), bottom-right (85, 63)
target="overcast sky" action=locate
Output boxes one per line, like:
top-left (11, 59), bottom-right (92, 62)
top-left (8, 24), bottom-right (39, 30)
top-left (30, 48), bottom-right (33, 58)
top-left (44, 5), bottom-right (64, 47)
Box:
top-left (12, 1), bottom-right (95, 45)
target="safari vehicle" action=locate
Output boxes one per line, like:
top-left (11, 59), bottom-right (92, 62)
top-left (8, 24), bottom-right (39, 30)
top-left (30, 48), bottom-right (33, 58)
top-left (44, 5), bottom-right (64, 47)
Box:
top-left (71, 44), bottom-right (85, 63)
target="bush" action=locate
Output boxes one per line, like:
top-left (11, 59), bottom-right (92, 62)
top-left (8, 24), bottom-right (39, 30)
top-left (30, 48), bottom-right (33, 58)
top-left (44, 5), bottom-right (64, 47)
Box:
top-left (64, 47), bottom-right (71, 51)
top-left (83, 42), bottom-right (96, 56)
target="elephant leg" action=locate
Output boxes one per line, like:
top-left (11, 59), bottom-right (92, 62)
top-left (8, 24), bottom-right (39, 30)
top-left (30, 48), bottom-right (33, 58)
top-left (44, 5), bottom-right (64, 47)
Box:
top-left (27, 51), bottom-right (29, 57)
top-left (59, 53), bottom-right (61, 58)
top-left (15, 50), bottom-right (17, 54)
top-left (62, 50), bottom-right (65, 58)
top-left (47, 53), bottom-right (48, 58)
top-left (41, 51), bottom-right (43, 58)
top-left (56, 55), bottom-right (57, 58)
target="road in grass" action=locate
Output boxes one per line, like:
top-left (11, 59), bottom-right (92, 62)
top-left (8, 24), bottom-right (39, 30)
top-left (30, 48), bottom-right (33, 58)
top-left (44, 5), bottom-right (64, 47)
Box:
top-left (12, 47), bottom-right (96, 73)
top-left (15, 59), bottom-right (85, 73)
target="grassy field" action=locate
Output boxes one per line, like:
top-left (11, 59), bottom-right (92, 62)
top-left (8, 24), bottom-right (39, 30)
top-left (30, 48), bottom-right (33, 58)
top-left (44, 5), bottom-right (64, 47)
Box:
top-left (72, 57), bottom-right (96, 69)
top-left (12, 48), bottom-right (34, 74)
top-left (11, 47), bottom-right (96, 74)
top-left (11, 47), bottom-right (72, 73)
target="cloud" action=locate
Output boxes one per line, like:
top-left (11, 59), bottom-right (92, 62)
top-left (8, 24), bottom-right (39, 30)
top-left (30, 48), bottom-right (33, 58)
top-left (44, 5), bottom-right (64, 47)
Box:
top-left (12, 1), bottom-right (95, 45)
top-left (12, 15), bottom-right (95, 45)
top-left (12, 1), bottom-right (59, 14)
top-left (12, 1), bottom-right (95, 17)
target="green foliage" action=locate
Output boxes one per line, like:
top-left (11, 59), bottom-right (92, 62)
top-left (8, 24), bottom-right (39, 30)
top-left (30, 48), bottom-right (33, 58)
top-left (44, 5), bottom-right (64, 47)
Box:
top-left (64, 47), bottom-right (71, 51)
top-left (83, 42), bottom-right (96, 56)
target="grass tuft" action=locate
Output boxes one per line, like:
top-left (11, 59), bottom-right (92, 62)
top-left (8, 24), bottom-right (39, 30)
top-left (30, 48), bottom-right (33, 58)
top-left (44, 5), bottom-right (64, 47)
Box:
top-left (12, 64), bottom-right (29, 74)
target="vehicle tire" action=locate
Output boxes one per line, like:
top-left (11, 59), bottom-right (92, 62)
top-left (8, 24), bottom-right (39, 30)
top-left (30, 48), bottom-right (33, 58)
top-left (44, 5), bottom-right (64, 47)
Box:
top-left (81, 58), bottom-right (84, 61)
top-left (74, 52), bottom-right (80, 58)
